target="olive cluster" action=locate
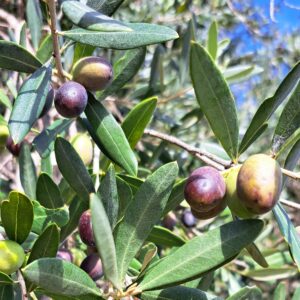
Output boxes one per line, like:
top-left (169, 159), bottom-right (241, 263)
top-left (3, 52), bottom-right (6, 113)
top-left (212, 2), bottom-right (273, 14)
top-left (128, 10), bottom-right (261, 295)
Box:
top-left (54, 56), bottom-right (113, 118)
top-left (184, 154), bottom-right (282, 220)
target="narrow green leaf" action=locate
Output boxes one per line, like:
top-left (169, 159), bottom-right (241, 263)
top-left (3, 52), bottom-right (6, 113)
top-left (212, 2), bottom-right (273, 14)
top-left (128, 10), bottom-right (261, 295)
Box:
top-left (224, 65), bottom-right (263, 84)
top-left (98, 47), bottom-right (146, 100)
top-left (73, 43), bottom-right (95, 65)
top-left (99, 166), bottom-right (119, 228)
top-left (23, 258), bottom-right (101, 297)
top-left (36, 173), bottom-right (64, 209)
top-left (62, 1), bottom-right (132, 32)
top-left (9, 64), bottom-right (52, 143)
top-left (163, 178), bottom-right (187, 215)
top-left (272, 82), bottom-right (300, 153)
top-left (0, 272), bottom-right (14, 285)
top-left (149, 45), bottom-right (164, 92)
top-left (245, 243), bottom-right (268, 268)
top-left (0, 40), bottom-right (42, 73)
top-left (115, 176), bottom-right (133, 220)
top-left (147, 226), bottom-right (186, 247)
top-left (85, 94), bottom-right (137, 175)
top-left (141, 286), bottom-right (221, 300)
top-left (1, 191), bottom-right (33, 244)
top-left (86, 0), bottom-right (125, 16)
top-left (90, 193), bottom-right (120, 289)
top-left (36, 34), bottom-right (53, 63)
top-left (122, 97), bottom-right (157, 148)
top-left (60, 196), bottom-right (88, 242)
top-left (275, 128), bottom-right (300, 160)
top-left (55, 137), bottom-right (95, 201)
top-left (19, 143), bottom-right (37, 199)
top-left (292, 286), bottom-right (300, 300)
top-left (137, 219), bottom-right (264, 291)
top-left (0, 90), bottom-right (12, 110)
top-left (0, 285), bottom-right (13, 299)
top-left (27, 224), bottom-right (60, 264)
top-left (26, 0), bottom-right (43, 49)
top-left (33, 119), bottom-right (72, 158)
top-left (242, 267), bottom-right (297, 281)
top-left (273, 203), bottom-right (300, 270)
top-left (190, 42), bottom-right (239, 160)
top-left (226, 286), bottom-right (263, 300)
top-left (207, 21), bottom-right (218, 60)
top-left (273, 282), bottom-right (286, 300)
top-left (239, 60), bottom-right (300, 154)
top-left (19, 21), bottom-right (27, 47)
top-left (283, 139), bottom-right (300, 185)
top-left (32, 200), bottom-right (69, 234)
top-left (115, 162), bottom-right (178, 281)
top-left (61, 23), bottom-right (178, 50)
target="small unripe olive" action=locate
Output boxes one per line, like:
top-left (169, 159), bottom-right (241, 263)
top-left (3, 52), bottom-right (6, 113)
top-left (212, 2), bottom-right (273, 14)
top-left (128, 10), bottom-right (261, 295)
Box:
top-left (0, 240), bottom-right (25, 275)
top-left (181, 210), bottom-right (196, 228)
top-left (223, 166), bottom-right (255, 219)
top-left (80, 253), bottom-right (103, 281)
top-left (70, 248), bottom-right (86, 266)
top-left (71, 133), bottom-right (93, 166)
top-left (39, 87), bottom-right (54, 118)
top-left (56, 249), bottom-right (73, 262)
top-left (54, 81), bottom-right (88, 118)
top-left (162, 212), bottom-right (177, 230)
top-left (0, 125), bottom-right (9, 148)
top-left (237, 154), bottom-right (282, 215)
top-left (6, 137), bottom-right (23, 156)
top-left (184, 166), bottom-right (226, 212)
top-left (78, 210), bottom-right (95, 247)
top-left (72, 56), bottom-right (113, 92)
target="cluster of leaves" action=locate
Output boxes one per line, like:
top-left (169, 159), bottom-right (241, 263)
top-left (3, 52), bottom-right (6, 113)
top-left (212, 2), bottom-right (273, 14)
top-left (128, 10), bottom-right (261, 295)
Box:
top-left (0, 0), bottom-right (299, 299)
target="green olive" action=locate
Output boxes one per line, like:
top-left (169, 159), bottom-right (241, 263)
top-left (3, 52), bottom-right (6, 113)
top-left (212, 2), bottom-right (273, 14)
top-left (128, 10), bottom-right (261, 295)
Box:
top-left (0, 240), bottom-right (25, 275)
top-left (71, 133), bottom-right (93, 166)
top-left (0, 125), bottom-right (9, 148)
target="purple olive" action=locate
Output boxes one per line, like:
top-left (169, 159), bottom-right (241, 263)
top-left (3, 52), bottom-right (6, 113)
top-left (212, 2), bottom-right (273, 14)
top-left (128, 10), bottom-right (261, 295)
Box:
top-left (162, 212), bottom-right (177, 230)
top-left (6, 137), bottom-right (23, 156)
top-left (184, 166), bottom-right (226, 212)
top-left (181, 210), bottom-right (196, 228)
top-left (80, 253), bottom-right (103, 281)
top-left (54, 81), bottom-right (88, 118)
top-left (78, 210), bottom-right (95, 247)
top-left (56, 249), bottom-right (73, 262)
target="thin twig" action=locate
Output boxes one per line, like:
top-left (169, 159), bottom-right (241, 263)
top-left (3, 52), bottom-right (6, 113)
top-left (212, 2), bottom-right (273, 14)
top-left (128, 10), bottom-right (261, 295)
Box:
top-left (282, 168), bottom-right (300, 180)
top-left (17, 270), bottom-right (28, 300)
top-left (144, 129), bottom-right (232, 170)
top-left (47, 0), bottom-right (65, 82)
top-left (280, 199), bottom-right (300, 210)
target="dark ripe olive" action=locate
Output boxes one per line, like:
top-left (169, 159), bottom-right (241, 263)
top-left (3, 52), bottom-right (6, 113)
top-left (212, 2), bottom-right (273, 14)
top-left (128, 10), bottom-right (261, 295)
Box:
top-left (184, 166), bottom-right (226, 212)
top-left (181, 210), bottom-right (196, 228)
top-left (78, 210), bottom-right (95, 247)
top-left (80, 253), bottom-right (103, 281)
top-left (56, 249), bottom-right (73, 262)
top-left (191, 198), bottom-right (227, 220)
top-left (54, 81), bottom-right (88, 118)
top-left (162, 212), bottom-right (177, 230)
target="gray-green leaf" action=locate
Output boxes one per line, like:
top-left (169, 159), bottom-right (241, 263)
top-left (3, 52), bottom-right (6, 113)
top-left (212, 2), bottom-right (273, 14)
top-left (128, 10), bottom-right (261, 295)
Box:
top-left (36, 173), bottom-right (64, 209)
top-left (84, 94), bottom-right (137, 175)
top-left (0, 40), bottom-right (42, 73)
top-left (9, 64), bottom-right (52, 143)
top-left (90, 193), bottom-right (120, 289)
top-left (55, 137), bottom-right (95, 201)
top-left (23, 258), bottom-right (101, 297)
top-left (115, 162), bottom-right (178, 281)
top-left (190, 42), bottom-right (239, 160)
top-left (137, 219), bottom-right (263, 291)
top-left (1, 191), bottom-right (33, 244)
top-left (61, 23), bottom-right (178, 50)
